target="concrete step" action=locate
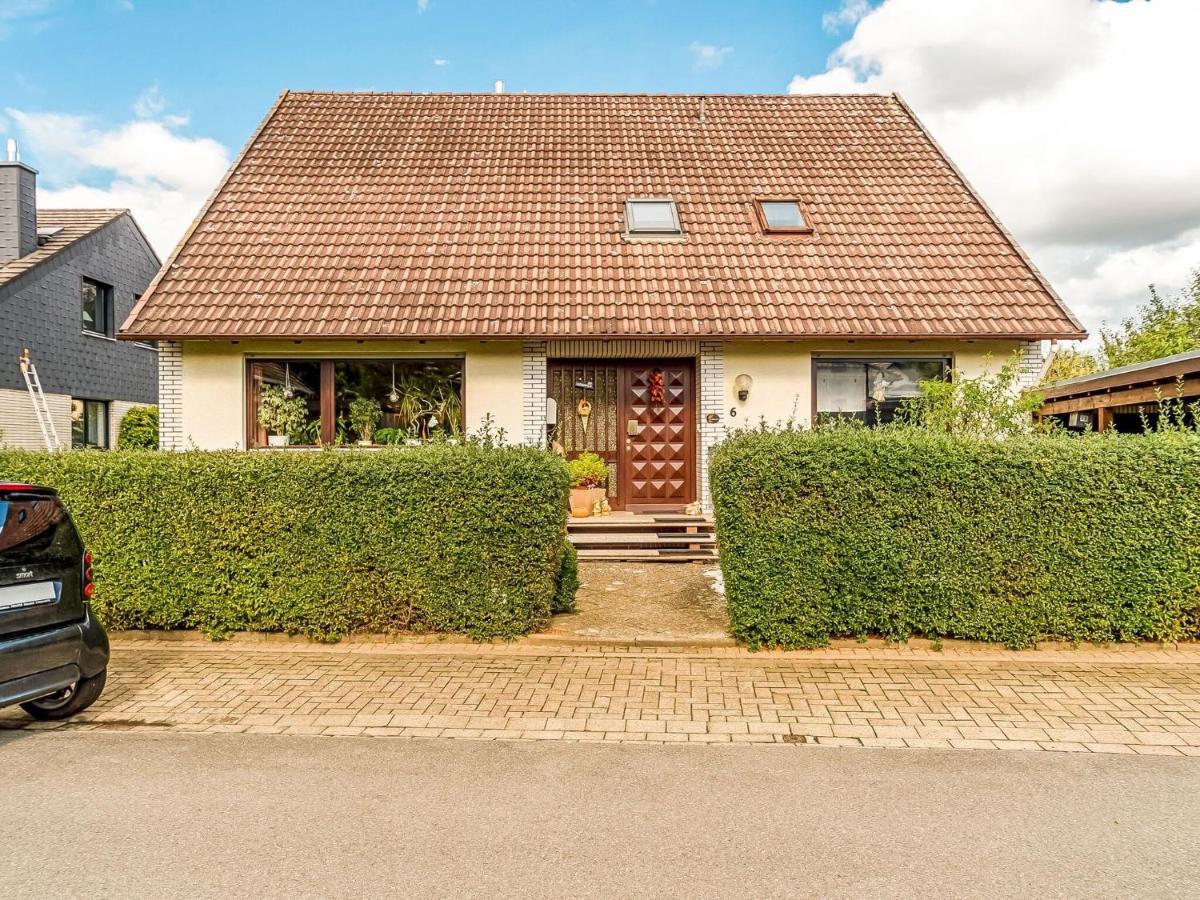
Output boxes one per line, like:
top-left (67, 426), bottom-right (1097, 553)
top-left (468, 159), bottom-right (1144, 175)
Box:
top-left (569, 532), bottom-right (717, 547)
top-left (576, 547), bottom-right (719, 562)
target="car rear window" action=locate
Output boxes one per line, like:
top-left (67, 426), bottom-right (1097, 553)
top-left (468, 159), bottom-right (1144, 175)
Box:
top-left (0, 497), bottom-right (82, 565)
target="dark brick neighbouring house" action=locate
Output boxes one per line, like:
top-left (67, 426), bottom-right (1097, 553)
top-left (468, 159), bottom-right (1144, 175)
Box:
top-left (1, 151), bottom-right (160, 449)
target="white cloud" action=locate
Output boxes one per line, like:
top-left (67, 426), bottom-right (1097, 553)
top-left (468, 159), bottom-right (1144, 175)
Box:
top-left (133, 83), bottom-right (165, 118)
top-left (0, 0), bottom-right (53, 39)
top-left (822, 0), bottom-right (869, 33)
top-left (788, 0), bottom-right (1200, 339)
top-left (6, 106), bottom-right (230, 256)
top-left (689, 41), bottom-right (733, 71)
top-left (416, 0), bottom-right (428, 11)
top-left (433, 58), bottom-right (449, 67)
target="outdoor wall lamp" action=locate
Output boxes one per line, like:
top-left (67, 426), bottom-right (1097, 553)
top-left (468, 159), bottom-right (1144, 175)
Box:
top-left (734, 373), bottom-right (753, 402)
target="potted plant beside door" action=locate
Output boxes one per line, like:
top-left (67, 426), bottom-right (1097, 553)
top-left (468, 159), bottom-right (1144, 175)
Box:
top-left (258, 384), bottom-right (307, 447)
top-left (567, 452), bottom-right (609, 518)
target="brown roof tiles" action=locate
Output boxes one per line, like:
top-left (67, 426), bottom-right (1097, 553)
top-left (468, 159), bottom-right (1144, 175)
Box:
top-left (121, 92), bottom-right (1086, 341)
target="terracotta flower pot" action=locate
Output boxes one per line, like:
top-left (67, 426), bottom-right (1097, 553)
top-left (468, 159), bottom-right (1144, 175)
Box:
top-left (570, 487), bottom-right (605, 517)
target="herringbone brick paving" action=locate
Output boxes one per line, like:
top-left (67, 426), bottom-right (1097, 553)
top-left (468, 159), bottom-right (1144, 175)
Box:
top-left (4, 640), bottom-right (1200, 755)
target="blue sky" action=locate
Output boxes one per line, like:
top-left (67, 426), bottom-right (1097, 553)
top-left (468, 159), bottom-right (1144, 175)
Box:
top-left (2, 0), bottom-right (841, 152)
top-left (2, 0), bottom-right (1198, 340)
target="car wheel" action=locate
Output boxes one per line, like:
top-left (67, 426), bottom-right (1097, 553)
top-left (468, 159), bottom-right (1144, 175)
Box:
top-left (20, 669), bottom-right (107, 721)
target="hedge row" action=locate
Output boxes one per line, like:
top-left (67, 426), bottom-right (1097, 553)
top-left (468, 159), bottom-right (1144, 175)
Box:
top-left (710, 429), bottom-right (1200, 649)
top-left (0, 447), bottom-right (571, 640)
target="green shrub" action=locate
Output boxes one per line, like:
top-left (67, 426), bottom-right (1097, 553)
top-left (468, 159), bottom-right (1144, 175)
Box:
top-left (551, 541), bottom-right (579, 614)
top-left (116, 406), bottom-right (159, 449)
top-left (0, 447), bottom-right (570, 641)
top-left (710, 429), bottom-right (1200, 649)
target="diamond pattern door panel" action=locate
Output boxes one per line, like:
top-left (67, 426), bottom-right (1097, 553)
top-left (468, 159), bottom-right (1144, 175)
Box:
top-left (623, 363), bottom-right (694, 507)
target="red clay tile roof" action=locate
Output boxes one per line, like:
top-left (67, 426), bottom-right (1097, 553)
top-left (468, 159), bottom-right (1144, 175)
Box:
top-left (0, 209), bottom-right (126, 290)
top-left (121, 92), bottom-right (1086, 341)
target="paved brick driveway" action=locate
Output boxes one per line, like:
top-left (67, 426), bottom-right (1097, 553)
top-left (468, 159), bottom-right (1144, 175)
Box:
top-left (5, 638), bottom-right (1200, 755)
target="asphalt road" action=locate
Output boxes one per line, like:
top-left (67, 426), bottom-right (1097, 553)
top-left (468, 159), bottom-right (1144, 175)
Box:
top-left (2, 731), bottom-right (1199, 899)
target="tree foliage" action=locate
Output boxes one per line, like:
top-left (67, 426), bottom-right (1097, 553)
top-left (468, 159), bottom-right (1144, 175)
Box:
top-left (1041, 347), bottom-right (1099, 385)
top-left (895, 355), bottom-right (1043, 437)
top-left (1101, 271), bottom-right (1200, 368)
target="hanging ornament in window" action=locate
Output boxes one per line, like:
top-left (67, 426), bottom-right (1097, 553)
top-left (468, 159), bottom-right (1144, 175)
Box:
top-left (577, 396), bottom-right (592, 433)
top-left (283, 363), bottom-right (294, 399)
top-left (388, 363), bottom-right (399, 404)
top-left (648, 368), bottom-right (666, 405)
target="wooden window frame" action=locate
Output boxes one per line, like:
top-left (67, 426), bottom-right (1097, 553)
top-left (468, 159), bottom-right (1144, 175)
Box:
top-left (245, 356), bottom-right (465, 449)
top-left (753, 198), bottom-right (813, 235)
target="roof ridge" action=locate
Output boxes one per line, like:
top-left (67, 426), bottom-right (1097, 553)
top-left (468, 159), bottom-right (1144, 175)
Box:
top-left (281, 90), bottom-right (896, 99)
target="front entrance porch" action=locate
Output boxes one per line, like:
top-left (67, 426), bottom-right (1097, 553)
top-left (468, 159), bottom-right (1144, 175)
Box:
top-left (549, 359), bottom-right (697, 513)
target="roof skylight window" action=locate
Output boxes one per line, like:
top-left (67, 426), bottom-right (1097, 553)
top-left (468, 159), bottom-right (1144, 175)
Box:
top-left (625, 199), bottom-right (682, 235)
top-left (756, 199), bottom-right (810, 232)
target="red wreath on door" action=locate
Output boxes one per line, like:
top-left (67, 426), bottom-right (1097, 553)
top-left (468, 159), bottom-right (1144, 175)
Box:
top-left (648, 368), bottom-right (666, 405)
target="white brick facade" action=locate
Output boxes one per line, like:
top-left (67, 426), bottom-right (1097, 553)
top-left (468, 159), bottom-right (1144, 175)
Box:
top-left (1017, 340), bottom-right (1045, 390)
top-left (0, 386), bottom-right (71, 450)
top-left (698, 340), bottom-right (725, 512)
top-left (521, 341), bottom-right (547, 446)
top-left (158, 341), bottom-right (184, 450)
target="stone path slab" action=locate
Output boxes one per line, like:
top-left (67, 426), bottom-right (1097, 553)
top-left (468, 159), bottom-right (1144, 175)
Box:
top-left (4, 640), bottom-right (1200, 756)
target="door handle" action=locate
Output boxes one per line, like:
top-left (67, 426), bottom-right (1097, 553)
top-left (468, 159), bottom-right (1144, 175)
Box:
top-left (626, 419), bottom-right (639, 436)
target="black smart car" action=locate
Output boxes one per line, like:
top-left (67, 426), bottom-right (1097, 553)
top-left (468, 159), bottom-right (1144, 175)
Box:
top-left (0, 482), bottom-right (109, 719)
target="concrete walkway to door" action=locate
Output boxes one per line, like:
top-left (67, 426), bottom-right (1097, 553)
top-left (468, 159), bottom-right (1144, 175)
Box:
top-left (544, 562), bottom-right (732, 644)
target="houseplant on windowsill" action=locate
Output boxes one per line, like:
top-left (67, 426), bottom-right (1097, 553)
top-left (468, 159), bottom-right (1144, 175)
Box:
top-left (349, 396), bottom-right (383, 446)
top-left (258, 384), bottom-right (307, 448)
top-left (567, 451), bottom-right (608, 518)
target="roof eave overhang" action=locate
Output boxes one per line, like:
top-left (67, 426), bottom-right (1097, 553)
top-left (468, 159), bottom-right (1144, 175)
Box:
top-left (118, 329), bottom-right (1090, 343)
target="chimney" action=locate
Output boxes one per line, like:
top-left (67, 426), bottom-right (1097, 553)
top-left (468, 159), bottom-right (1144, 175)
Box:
top-left (493, 80), bottom-right (505, 94)
top-left (1, 139), bottom-right (37, 264)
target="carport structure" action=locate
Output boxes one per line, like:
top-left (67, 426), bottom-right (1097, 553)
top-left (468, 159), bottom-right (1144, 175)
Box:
top-left (1037, 349), bottom-right (1200, 432)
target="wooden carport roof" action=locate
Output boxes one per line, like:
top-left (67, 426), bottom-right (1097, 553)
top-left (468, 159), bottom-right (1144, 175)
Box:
top-left (1037, 349), bottom-right (1200, 427)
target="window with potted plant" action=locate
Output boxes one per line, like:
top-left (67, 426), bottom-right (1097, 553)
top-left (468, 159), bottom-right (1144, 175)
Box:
top-left (349, 396), bottom-right (383, 446)
top-left (257, 384), bottom-right (307, 447)
top-left (566, 451), bottom-right (608, 517)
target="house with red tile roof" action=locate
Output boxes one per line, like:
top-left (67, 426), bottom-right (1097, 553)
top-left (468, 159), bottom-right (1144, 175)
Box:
top-left (120, 91), bottom-right (1084, 510)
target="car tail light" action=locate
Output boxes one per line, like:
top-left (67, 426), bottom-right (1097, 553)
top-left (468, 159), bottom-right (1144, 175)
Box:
top-left (0, 482), bottom-right (34, 492)
top-left (83, 551), bottom-right (94, 599)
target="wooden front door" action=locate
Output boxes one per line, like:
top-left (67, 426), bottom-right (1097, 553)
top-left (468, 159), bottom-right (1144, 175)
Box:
top-left (620, 362), bottom-right (695, 511)
top-left (548, 360), bottom-right (696, 512)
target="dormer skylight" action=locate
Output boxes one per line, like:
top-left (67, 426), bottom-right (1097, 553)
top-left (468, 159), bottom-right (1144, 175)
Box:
top-left (625, 198), bottom-right (682, 236)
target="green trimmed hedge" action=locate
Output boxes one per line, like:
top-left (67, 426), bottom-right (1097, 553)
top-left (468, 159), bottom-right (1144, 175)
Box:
top-left (0, 447), bottom-right (571, 640)
top-left (710, 429), bottom-right (1200, 649)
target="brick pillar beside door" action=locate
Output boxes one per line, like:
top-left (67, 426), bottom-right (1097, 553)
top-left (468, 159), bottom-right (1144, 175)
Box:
top-left (698, 341), bottom-right (725, 513)
top-left (522, 341), bottom-right (548, 446)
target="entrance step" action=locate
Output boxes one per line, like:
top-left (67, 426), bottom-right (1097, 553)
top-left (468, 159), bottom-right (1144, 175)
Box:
top-left (568, 514), bottom-right (718, 562)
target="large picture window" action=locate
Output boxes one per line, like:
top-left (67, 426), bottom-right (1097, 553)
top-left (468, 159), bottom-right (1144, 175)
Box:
top-left (247, 358), bottom-right (463, 448)
top-left (814, 358), bottom-right (949, 426)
